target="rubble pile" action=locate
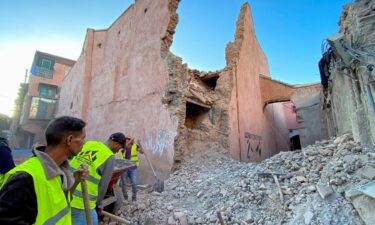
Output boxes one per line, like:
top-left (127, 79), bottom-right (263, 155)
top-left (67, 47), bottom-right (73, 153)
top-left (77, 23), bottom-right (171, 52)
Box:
top-left (118, 134), bottom-right (374, 225)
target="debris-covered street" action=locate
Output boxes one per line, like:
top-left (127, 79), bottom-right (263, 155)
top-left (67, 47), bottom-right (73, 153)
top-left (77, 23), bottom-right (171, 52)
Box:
top-left (1, 0), bottom-right (375, 224)
top-left (120, 134), bottom-right (374, 225)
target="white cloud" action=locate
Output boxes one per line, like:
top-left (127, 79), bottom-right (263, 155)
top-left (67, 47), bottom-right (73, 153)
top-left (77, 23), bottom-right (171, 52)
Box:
top-left (0, 37), bottom-right (83, 116)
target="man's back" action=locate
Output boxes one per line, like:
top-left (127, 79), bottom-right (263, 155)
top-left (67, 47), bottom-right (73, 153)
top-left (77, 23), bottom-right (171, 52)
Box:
top-left (70, 141), bottom-right (115, 210)
top-left (0, 138), bottom-right (15, 179)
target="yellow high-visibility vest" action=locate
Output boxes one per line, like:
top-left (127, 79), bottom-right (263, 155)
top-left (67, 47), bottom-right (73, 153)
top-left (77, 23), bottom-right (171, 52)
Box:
top-left (69, 141), bottom-right (113, 209)
top-left (0, 174), bottom-right (4, 186)
top-left (1, 157), bottom-right (71, 225)
top-left (120, 144), bottom-right (139, 167)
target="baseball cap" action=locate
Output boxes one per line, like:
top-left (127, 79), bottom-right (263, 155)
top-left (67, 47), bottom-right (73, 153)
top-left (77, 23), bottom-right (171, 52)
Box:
top-left (0, 137), bottom-right (9, 146)
top-left (109, 132), bottom-right (126, 147)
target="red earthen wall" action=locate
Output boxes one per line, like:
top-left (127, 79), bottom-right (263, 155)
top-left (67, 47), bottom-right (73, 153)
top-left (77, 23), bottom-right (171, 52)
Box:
top-left (228, 4), bottom-right (291, 162)
top-left (58, 0), bottom-right (179, 182)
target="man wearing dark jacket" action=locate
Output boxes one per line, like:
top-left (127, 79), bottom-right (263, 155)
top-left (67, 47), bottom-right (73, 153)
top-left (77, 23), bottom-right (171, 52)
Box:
top-left (0, 116), bottom-right (88, 225)
top-left (0, 137), bottom-right (15, 186)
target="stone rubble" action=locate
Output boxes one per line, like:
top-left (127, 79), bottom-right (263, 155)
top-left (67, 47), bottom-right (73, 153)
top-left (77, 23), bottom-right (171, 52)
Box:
top-left (113, 133), bottom-right (374, 225)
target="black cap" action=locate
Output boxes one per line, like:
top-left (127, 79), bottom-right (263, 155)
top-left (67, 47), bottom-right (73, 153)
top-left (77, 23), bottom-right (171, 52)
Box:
top-left (0, 137), bottom-right (8, 147)
top-left (109, 132), bottom-right (126, 147)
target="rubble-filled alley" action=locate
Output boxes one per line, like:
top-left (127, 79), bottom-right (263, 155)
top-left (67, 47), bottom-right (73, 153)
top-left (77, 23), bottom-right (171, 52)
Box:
top-left (118, 134), bottom-right (374, 225)
top-left (1, 0), bottom-right (375, 225)
top-left (56, 0), bottom-right (375, 224)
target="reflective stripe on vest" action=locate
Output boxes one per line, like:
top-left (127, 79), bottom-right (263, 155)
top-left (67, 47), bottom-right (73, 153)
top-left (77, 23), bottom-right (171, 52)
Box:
top-left (130, 144), bottom-right (139, 167)
top-left (120, 149), bottom-right (125, 160)
top-left (68, 167), bottom-right (99, 184)
top-left (69, 141), bottom-right (113, 209)
top-left (120, 144), bottom-right (139, 167)
top-left (1, 157), bottom-right (71, 225)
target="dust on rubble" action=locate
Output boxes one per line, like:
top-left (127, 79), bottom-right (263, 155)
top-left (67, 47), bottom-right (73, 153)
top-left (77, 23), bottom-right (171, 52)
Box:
top-left (115, 134), bottom-right (373, 225)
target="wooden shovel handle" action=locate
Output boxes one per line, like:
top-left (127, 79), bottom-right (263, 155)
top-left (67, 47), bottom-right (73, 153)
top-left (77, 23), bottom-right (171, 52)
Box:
top-left (102, 210), bottom-right (131, 224)
top-left (81, 179), bottom-right (93, 225)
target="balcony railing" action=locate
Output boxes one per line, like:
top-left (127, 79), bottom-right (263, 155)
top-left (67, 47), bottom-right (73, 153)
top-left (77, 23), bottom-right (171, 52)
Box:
top-left (31, 65), bottom-right (53, 79)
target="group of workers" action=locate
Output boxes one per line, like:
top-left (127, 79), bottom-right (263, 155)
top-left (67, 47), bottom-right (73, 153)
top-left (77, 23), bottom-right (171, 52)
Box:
top-left (0, 116), bottom-right (144, 225)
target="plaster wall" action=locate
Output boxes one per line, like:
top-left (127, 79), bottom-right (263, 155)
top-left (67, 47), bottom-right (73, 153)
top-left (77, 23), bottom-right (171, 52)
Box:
top-left (227, 4), bottom-right (290, 162)
top-left (330, 72), bottom-right (353, 135)
top-left (268, 103), bottom-right (290, 152)
top-left (58, 0), bottom-right (179, 182)
top-left (283, 102), bottom-right (299, 130)
top-left (57, 43), bottom-right (88, 117)
top-left (259, 76), bottom-right (294, 105)
top-left (292, 85), bottom-right (326, 146)
top-left (324, 0), bottom-right (375, 145)
top-left (228, 69), bottom-right (240, 160)
top-left (57, 0), bottom-right (329, 183)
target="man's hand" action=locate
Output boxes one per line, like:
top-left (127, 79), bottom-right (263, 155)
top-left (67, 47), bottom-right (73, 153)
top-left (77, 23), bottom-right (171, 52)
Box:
top-left (96, 205), bottom-right (103, 216)
top-left (73, 164), bottom-right (89, 182)
top-left (126, 138), bottom-right (134, 148)
top-left (136, 139), bottom-right (144, 154)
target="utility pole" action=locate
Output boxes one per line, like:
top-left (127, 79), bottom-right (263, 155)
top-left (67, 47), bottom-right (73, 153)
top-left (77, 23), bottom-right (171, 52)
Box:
top-left (24, 69), bottom-right (28, 83)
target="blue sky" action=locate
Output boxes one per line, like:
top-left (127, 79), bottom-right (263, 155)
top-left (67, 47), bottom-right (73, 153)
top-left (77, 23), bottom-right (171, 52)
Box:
top-left (0, 0), bottom-right (352, 116)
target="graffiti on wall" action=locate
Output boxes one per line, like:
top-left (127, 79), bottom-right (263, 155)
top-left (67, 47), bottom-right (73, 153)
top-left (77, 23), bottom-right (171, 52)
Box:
top-left (145, 129), bottom-right (177, 156)
top-left (244, 132), bottom-right (262, 160)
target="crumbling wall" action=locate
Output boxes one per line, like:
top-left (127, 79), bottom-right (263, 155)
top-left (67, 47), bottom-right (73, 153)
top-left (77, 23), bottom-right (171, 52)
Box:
top-left (225, 3), bottom-right (291, 162)
top-left (323, 0), bottom-right (375, 145)
top-left (224, 3), bottom-right (328, 162)
top-left (58, 0), bottom-right (331, 184)
top-left (184, 70), bottom-right (227, 146)
top-left (161, 51), bottom-right (186, 164)
top-left (58, 0), bottom-right (181, 183)
top-left (164, 63), bottom-right (229, 163)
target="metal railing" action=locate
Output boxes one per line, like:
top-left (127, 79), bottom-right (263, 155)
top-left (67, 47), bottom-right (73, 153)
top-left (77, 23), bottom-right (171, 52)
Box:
top-left (32, 66), bottom-right (54, 79)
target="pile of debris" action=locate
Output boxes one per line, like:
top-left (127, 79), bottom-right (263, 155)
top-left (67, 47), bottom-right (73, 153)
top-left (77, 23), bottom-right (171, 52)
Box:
top-left (118, 134), bottom-right (375, 225)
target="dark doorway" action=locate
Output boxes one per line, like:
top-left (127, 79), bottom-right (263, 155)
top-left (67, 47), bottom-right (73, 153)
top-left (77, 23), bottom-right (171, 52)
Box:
top-left (290, 135), bottom-right (301, 151)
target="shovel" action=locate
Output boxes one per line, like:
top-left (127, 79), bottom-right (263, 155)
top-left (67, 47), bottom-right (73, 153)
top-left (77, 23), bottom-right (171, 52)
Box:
top-left (81, 179), bottom-right (93, 225)
top-left (144, 153), bottom-right (164, 193)
top-left (102, 210), bottom-right (132, 225)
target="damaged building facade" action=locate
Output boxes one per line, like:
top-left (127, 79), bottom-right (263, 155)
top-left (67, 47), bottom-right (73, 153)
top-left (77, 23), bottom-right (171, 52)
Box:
top-left (320, 0), bottom-right (375, 145)
top-left (57, 0), bottom-right (327, 182)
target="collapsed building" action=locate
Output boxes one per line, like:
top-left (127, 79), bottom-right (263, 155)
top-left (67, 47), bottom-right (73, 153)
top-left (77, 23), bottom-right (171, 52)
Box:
top-left (57, 0), bottom-right (327, 182)
top-left (320, 0), bottom-right (375, 145)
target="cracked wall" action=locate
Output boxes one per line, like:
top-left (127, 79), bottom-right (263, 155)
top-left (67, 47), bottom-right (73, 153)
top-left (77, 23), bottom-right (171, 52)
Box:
top-left (224, 3), bottom-right (304, 162)
top-left (322, 0), bottom-right (375, 145)
top-left (58, 0), bottom-right (180, 183)
top-left (58, 0), bottom-right (327, 183)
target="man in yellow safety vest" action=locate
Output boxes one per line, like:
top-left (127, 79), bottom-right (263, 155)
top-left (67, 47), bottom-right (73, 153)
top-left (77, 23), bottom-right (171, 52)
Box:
top-left (70, 132), bottom-right (126, 225)
top-left (119, 137), bottom-right (144, 202)
top-left (0, 116), bottom-right (88, 225)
